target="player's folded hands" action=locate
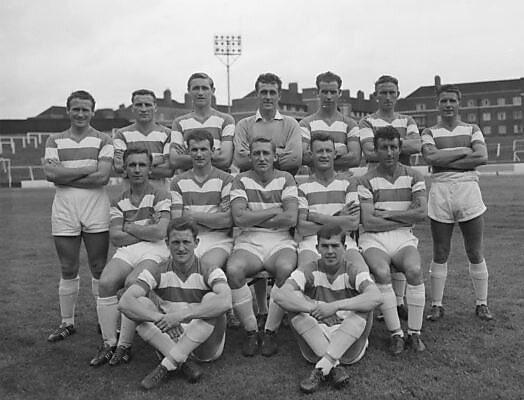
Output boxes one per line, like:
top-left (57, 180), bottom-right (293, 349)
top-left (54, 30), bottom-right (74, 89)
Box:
top-left (340, 201), bottom-right (359, 215)
top-left (155, 309), bottom-right (187, 332)
top-left (311, 301), bottom-right (337, 320)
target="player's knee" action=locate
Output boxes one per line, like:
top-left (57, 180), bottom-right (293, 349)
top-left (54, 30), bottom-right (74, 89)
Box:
top-left (226, 262), bottom-right (245, 288)
top-left (202, 252), bottom-right (228, 270)
top-left (273, 264), bottom-right (295, 287)
top-left (99, 275), bottom-right (119, 297)
top-left (464, 245), bottom-right (483, 264)
top-left (404, 266), bottom-right (423, 285)
top-left (88, 258), bottom-right (106, 279)
top-left (371, 267), bottom-right (390, 284)
top-left (61, 267), bottom-right (79, 280)
top-left (433, 246), bottom-right (450, 264)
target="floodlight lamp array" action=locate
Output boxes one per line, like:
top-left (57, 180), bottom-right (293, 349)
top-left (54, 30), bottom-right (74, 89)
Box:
top-left (214, 34), bottom-right (242, 55)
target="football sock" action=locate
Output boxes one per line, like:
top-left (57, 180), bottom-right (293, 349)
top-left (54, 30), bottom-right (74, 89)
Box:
top-left (136, 322), bottom-right (177, 371)
top-left (406, 283), bottom-right (425, 334)
top-left (469, 260), bottom-right (489, 305)
top-left (265, 286), bottom-right (285, 332)
top-left (59, 276), bottom-right (79, 326)
top-left (232, 285), bottom-right (258, 332)
top-left (253, 278), bottom-right (268, 315)
top-left (377, 283), bottom-right (402, 336)
top-left (96, 296), bottom-right (119, 346)
top-left (315, 354), bottom-right (337, 376)
top-left (91, 278), bottom-right (99, 300)
top-left (136, 322), bottom-right (175, 355)
top-left (117, 314), bottom-right (135, 348)
top-left (161, 357), bottom-right (177, 371)
top-left (391, 272), bottom-right (406, 306)
top-left (429, 261), bottom-right (447, 307)
top-left (165, 319), bottom-right (214, 367)
top-left (326, 313), bottom-right (366, 361)
top-left (291, 313), bottom-right (328, 357)
top-left (184, 319), bottom-right (215, 344)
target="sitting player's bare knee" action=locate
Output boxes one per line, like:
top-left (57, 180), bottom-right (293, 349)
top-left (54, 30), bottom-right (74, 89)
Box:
top-left (371, 267), bottom-right (391, 284)
top-left (273, 265), bottom-right (295, 287)
top-left (404, 266), bottom-right (423, 285)
top-left (99, 275), bottom-right (122, 297)
top-left (226, 264), bottom-right (246, 289)
top-left (202, 250), bottom-right (229, 270)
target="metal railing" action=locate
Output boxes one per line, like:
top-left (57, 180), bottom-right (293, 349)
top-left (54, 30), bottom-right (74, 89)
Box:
top-left (513, 139), bottom-right (524, 162)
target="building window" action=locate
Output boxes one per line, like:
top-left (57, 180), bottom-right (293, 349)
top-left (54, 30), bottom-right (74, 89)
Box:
top-left (498, 125), bottom-right (506, 135)
top-left (514, 111), bottom-right (523, 120)
top-left (513, 96), bottom-right (522, 105)
top-left (415, 116), bottom-right (426, 127)
top-left (483, 126), bottom-right (491, 135)
top-left (467, 113), bottom-right (476, 122)
top-left (481, 99), bottom-right (490, 106)
top-left (467, 99), bottom-right (475, 107)
top-left (497, 112), bottom-right (506, 121)
top-left (497, 97), bottom-right (506, 105)
top-left (482, 112), bottom-right (491, 121)
top-left (415, 103), bottom-right (426, 111)
top-left (514, 124), bottom-right (521, 134)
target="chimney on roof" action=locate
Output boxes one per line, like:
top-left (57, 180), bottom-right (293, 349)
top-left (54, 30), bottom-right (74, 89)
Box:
top-left (341, 89), bottom-right (350, 98)
top-left (434, 75), bottom-right (441, 89)
top-left (357, 90), bottom-right (364, 100)
top-left (289, 82), bottom-right (298, 93)
top-left (164, 89), bottom-right (172, 102)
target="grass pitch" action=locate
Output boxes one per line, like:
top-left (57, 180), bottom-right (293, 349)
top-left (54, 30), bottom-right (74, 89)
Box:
top-left (0, 176), bottom-right (523, 400)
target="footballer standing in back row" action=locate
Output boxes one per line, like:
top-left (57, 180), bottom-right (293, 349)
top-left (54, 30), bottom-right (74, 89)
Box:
top-left (422, 84), bottom-right (493, 322)
top-left (44, 90), bottom-right (114, 342)
top-left (170, 72), bottom-right (235, 172)
top-left (113, 89), bottom-right (174, 190)
top-left (299, 71), bottom-right (361, 175)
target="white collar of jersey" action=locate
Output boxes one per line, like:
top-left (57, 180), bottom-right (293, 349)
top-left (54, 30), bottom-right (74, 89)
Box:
top-left (255, 109), bottom-right (283, 121)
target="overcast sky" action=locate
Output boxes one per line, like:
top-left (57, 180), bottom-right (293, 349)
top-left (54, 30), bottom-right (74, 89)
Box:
top-left (1, 0), bottom-right (523, 119)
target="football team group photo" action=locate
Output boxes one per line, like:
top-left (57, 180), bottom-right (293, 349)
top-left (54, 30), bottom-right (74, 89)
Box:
top-left (41, 70), bottom-right (496, 395)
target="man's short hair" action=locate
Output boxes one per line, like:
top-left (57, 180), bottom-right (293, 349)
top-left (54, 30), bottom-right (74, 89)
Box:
top-left (255, 73), bottom-right (282, 92)
top-left (131, 89), bottom-right (156, 103)
top-left (374, 75), bottom-right (399, 90)
top-left (373, 126), bottom-right (402, 149)
top-left (187, 72), bottom-right (215, 90)
top-left (167, 216), bottom-right (199, 241)
top-left (123, 148), bottom-right (152, 166)
top-left (317, 225), bottom-right (346, 245)
top-left (316, 71), bottom-right (342, 89)
top-left (186, 129), bottom-right (214, 149)
top-left (250, 136), bottom-right (276, 154)
top-left (310, 132), bottom-right (335, 149)
top-left (436, 84), bottom-right (462, 100)
top-left (66, 90), bottom-right (95, 111)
